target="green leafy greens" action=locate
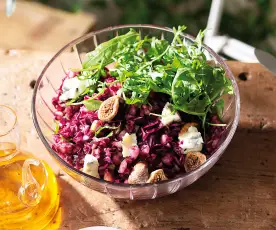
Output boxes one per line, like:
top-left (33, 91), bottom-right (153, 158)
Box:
top-left (82, 99), bottom-right (102, 111)
top-left (69, 25), bottom-right (233, 124)
top-left (95, 125), bottom-right (119, 138)
top-left (82, 29), bottom-right (140, 69)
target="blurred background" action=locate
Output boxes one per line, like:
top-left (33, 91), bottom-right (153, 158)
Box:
top-left (1, 0), bottom-right (275, 58)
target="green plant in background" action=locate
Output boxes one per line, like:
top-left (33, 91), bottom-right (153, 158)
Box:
top-left (220, 0), bottom-right (275, 54)
top-left (113, 0), bottom-right (211, 35)
top-left (38, 0), bottom-right (276, 56)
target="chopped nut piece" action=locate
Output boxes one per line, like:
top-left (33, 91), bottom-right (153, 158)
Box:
top-left (179, 122), bottom-right (199, 136)
top-left (184, 152), bottom-right (206, 172)
top-left (147, 169), bottom-right (168, 183)
top-left (98, 96), bottom-right (120, 122)
top-left (128, 162), bottom-right (149, 184)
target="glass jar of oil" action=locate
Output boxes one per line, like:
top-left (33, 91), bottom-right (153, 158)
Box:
top-left (0, 105), bottom-right (60, 230)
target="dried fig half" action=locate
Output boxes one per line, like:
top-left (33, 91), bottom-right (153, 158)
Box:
top-left (98, 96), bottom-right (120, 122)
top-left (147, 169), bottom-right (168, 183)
top-left (184, 152), bottom-right (206, 173)
top-left (128, 162), bottom-right (149, 184)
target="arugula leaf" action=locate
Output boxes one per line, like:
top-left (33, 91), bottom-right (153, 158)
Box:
top-left (143, 38), bottom-right (169, 60)
top-left (77, 69), bottom-right (99, 80)
top-left (60, 135), bottom-right (71, 142)
top-left (74, 26), bottom-right (234, 125)
top-left (65, 87), bottom-right (92, 106)
top-left (207, 122), bottom-right (227, 127)
top-left (196, 66), bottom-right (229, 101)
top-left (137, 26), bottom-right (186, 73)
top-left (105, 131), bottom-right (114, 138)
top-left (54, 121), bottom-right (60, 134)
top-left (213, 98), bottom-right (224, 119)
top-left (123, 75), bottom-right (151, 104)
top-left (95, 125), bottom-right (119, 137)
top-left (171, 56), bottom-right (182, 69)
top-left (82, 29), bottom-right (140, 68)
top-left (171, 68), bottom-right (210, 115)
top-left (82, 99), bottom-right (102, 111)
top-left (149, 69), bottom-right (174, 95)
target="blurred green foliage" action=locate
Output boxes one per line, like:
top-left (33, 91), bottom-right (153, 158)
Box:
top-left (39, 0), bottom-right (275, 55)
top-left (220, 0), bottom-right (274, 54)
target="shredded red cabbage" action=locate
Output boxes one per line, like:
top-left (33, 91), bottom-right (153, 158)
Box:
top-left (51, 71), bottom-right (227, 183)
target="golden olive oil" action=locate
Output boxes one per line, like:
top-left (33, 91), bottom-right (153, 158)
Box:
top-left (0, 143), bottom-right (60, 230)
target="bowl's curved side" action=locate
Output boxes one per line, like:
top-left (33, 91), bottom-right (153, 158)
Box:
top-left (31, 24), bottom-right (240, 200)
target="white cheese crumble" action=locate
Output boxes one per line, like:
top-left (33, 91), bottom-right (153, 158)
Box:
top-left (59, 77), bottom-right (94, 102)
top-left (82, 154), bottom-right (100, 178)
top-left (122, 133), bottom-right (137, 158)
top-left (161, 102), bottom-right (181, 126)
top-left (179, 126), bottom-right (204, 153)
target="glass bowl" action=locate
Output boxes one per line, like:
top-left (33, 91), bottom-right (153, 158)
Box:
top-left (32, 24), bottom-right (240, 200)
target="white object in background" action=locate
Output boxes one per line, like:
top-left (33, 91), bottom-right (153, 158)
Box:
top-left (205, 0), bottom-right (225, 39)
top-left (6, 0), bottom-right (16, 17)
top-left (204, 35), bottom-right (227, 54)
top-left (206, 35), bottom-right (259, 62)
top-left (204, 0), bottom-right (259, 62)
top-left (204, 0), bottom-right (276, 73)
top-left (221, 38), bottom-right (259, 62)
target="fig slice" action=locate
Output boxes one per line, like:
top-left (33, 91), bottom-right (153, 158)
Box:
top-left (147, 169), bottom-right (168, 183)
top-left (98, 96), bottom-right (120, 122)
top-left (128, 162), bottom-right (149, 184)
top-left (184, 152), bottom-right (206, 173)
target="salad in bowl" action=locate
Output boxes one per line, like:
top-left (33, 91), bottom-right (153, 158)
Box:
top-left (50, 25), bottom-right (234, 185)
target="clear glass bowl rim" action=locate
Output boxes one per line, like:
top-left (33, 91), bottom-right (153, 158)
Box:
top-left (31, 24), bottom-right (240, 188)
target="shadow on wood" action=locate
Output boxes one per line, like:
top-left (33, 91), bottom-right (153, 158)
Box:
top-left (57, 178), bottom-right (105, 230)
top-left (114, 127), bottom-right (276, 229)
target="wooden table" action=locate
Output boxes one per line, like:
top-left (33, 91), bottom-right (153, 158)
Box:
top-left (0, 1), bottom-right (96, 51)
top-left (1, 50), bottom-right (276, 230)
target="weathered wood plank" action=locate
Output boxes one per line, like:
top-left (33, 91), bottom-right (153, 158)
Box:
top-left (0, 2), bottom-right (96, 51)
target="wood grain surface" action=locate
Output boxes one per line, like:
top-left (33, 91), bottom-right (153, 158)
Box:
top-left (0, 50), bottom-right (276, 230)
top-left (0, 1), bottom-right (96, 51)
